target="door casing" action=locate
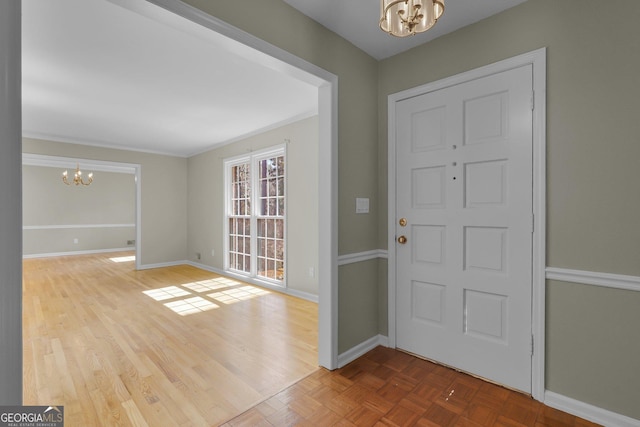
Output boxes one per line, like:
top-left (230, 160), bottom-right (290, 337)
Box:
top-left (387, 48), bottom-right (546, 401)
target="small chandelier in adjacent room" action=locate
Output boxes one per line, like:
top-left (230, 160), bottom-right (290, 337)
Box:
top-left (62, 163), bottom-right (93, 186)
top-left (380, 0), bottom-right (444, 37)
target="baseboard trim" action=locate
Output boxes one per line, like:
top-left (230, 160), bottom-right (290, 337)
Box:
top-left (545, 391), bottom-right (640, 427)
top-left (137, 260), bottom-right (186, 270)
top-left (546, 267), bottom-right (640, 293)
top-left (185, 261), bottom-right (319, 303)
top-left (23, 247), bottom-right (133, 259)
top-left (338, 335), bottom-right (389, 368)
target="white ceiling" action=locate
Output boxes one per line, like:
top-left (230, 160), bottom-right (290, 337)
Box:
top-left (22, 0), bottom-right (527, 158)
top-left (22, 0), bottom-right (319, 157)
top-left (283, 0), bottom-right (528, 60)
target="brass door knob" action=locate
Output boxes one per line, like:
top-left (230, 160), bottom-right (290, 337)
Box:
top-left (397, 235), bottom-right (407, 244)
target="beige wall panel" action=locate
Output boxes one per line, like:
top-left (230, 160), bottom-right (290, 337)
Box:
top-left (23, 167), bottom-right (135, 225)
top-left (23, 227), bottom-right (135, 256)
top-left (377, 259), bottom-right (388, 337)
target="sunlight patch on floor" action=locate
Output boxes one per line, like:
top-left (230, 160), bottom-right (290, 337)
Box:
top-left (164, 296), bottom-right (219, 316)
top-left (143, 281), bottom-right (269, 315)
top-left (208, 285), bottom-right (270, 305)
top-left (182, 277), bottom-right (242, 293)
top-left (143, 286), bottom-right (191, 301)
top-left (109, 255), bottom-right (136, 263)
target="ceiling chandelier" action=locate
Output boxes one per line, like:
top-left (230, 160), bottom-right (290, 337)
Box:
top-left (380, 0), bottom-right (444, 37)
top-left (62, 164), bottom-right (94, 186)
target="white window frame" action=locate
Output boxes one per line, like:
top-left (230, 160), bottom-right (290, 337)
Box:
top-left (224, 145), bottom-right (287, 287)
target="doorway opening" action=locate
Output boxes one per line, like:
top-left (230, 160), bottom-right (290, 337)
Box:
top-left (22, 153), bottom-right (142, 268)
top-left (103, 0), bottom-right (339, 371)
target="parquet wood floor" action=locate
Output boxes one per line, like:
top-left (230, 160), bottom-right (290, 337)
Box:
top-left (23, 252), bottom-right (318, 426)
top-left (224, 346), bottom-right (602, 427)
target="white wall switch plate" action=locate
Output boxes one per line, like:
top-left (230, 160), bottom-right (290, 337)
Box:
top-left (356, 197), bottom-right (369, 214)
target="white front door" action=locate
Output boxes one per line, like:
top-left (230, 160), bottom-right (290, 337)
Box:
top-left (394, 64), bottom-right (533, 392)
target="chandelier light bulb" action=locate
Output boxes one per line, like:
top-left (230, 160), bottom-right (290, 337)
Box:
top-left (62, 163), bottom-right (94, 186)
top-left (380, 0), bottom-right (444, 37)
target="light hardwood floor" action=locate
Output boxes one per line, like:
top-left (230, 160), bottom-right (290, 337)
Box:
top-left (23, 252), bottom-right (318, 426)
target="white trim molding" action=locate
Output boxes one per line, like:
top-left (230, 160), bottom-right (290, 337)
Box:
top-left (23, 223), bottom-right (135, 230)
top-left (22, 152), bottom-right (138, 174)
top-left (137, 260), bottom-right (185, 270)
top-left (338, 249), bottom-right (388, 266)
top-left (335, 252), bottom-right (640, 294)
top-left (545, 391), bottom-right (640, 427)
top-left (546, 267), bottom-right (640, 292)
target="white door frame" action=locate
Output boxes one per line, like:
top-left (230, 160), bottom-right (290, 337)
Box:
top-left (387, 48), bottom-right (546, 400)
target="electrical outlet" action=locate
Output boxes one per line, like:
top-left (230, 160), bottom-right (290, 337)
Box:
top-left (73, 238), bottom-right (78, 244)
top-left (196, 252), bottom-right (201, 260)
top-left (127, 240), bottom-right (135, 246)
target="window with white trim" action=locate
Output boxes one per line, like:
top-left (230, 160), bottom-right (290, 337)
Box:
top-left (225, 146), bottom-right (286, 285)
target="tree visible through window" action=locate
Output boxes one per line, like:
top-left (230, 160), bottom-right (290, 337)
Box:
top-left (225, 147), bottom-right (286, 284)
top-left (228, 162), bottom-right (251, 274)
top-left (257, 156), bottom-right (285, 280)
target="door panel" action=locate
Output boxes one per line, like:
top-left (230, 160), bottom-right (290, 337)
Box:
top-left (395, 65), bottom-right (533, 392)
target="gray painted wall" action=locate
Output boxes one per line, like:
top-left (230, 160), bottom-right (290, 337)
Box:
top-left (23, 165), bottom-right (136, 256)
top-left (187, 116), bottom-right (319, 296)
top-left (0, 0), bottom-right (22, 405)
top-left (546, 280), bottom-right (640, 419)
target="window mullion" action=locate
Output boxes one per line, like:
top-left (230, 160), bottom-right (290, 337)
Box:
top-left (250, 155), bottom-right (259, 279)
